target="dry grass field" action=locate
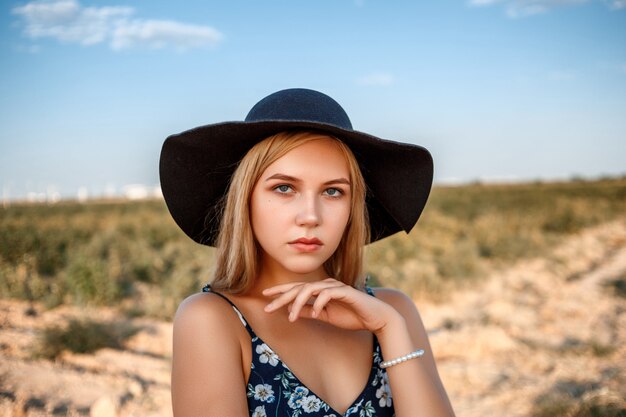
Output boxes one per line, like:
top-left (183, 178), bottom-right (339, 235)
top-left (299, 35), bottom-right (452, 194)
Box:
top-left (1, 178), bottom-right (625, 416)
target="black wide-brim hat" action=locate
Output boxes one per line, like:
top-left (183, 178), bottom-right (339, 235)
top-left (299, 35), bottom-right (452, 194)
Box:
top-left (160, 88), bottom-right (433, 246)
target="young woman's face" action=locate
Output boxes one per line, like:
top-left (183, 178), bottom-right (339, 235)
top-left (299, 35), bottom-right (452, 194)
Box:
top-left (250, 138), bottom-right (351, 278)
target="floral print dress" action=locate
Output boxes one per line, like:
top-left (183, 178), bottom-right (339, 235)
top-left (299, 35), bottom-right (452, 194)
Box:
top-left (202, 285), bottom-right (396, 417)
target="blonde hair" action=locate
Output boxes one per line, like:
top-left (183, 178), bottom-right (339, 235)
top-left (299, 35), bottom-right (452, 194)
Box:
top-left (210, 130), bottom-right (370, 294)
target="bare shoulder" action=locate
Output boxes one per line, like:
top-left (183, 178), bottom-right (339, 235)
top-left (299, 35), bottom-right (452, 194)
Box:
top-left (172, 291), bottom-right (246, 368)
top-left (174, 291), bottom-right (238, 331)
top-left (172, 292), bottom-right (249, 416)
top-left (370, 287), bottom-right (422, 319)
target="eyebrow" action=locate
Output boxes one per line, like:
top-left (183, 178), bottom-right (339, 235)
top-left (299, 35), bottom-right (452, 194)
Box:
top-left (265, 173), bottom-right (351, 186)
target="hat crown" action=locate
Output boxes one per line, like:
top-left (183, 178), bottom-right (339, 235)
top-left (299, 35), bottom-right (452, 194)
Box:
top-left (245, 88), bottom-right (353, 130)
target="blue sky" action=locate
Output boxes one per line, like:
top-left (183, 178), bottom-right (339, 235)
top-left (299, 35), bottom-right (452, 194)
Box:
top-left (1, 0), bottom-right (625, 201)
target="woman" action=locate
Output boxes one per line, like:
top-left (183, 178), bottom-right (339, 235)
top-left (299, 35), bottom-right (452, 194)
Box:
top-left (161, 88), bottom-right (455, 416)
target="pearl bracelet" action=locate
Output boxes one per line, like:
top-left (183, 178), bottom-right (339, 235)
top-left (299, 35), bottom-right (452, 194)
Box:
top-left (379, 349), bottom-right (425, 369)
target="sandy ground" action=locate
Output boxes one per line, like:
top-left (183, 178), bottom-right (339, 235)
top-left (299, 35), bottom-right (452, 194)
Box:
top-left (1, 218), bottom-right (625, 416)
top-left (424, 218), bottom-right (626, 416)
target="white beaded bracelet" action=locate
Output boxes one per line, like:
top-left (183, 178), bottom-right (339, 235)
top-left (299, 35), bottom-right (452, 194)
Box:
top-left (379, 349), bottom-right (425, 369)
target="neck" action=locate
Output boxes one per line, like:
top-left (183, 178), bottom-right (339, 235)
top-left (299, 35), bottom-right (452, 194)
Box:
top-left (248, 261), bottom-right (328, 296)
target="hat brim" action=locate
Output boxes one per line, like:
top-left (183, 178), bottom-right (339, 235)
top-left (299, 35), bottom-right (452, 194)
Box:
top-left (159, 120), bottom-right (433, 246)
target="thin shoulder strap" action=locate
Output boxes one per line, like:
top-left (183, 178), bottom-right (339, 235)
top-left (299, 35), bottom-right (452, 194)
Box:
top-left (201, 284), bottom-right (257, 338)
top-left (364, 285), bottom-right (383, 352)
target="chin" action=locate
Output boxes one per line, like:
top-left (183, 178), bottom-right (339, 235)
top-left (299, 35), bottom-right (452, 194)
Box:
top-left (282, 260), bottom-right (327, 276)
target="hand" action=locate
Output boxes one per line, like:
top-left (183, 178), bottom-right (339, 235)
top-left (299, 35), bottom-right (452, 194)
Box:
top-left (262, 278), bottom-right (404, 335)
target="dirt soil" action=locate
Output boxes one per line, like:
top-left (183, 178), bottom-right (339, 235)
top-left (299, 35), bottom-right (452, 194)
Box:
top-left (1, 219), bottom-right (625, 416)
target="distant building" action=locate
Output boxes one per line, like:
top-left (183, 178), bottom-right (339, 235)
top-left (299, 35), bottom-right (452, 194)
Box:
top-left (123, 184), bottom-right (150, 200)
top-left (77, 187), bottom-right (89, 202)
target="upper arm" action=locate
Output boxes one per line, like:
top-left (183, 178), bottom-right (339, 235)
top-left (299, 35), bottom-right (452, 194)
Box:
top-left (373, 288), bottom-right (442, 379)
top-left (171, 293), bottom-right (249, 417)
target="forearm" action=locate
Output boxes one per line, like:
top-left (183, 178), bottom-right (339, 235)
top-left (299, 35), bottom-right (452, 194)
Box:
top-left (375, 313), bottom-right (455, 417)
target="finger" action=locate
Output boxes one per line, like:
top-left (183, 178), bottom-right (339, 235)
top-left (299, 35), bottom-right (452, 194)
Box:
top-left (264, 284), bottom-right (304, 312)
top-left (265, 281), bottom-right (344, 315)
top-left (296, 304), bottom-right (325, 321)
top-left (288, 282), bottom-right (341, 321)
top-left (262, 277), bottom-right (340, 296)
top-left (262, 282), bottom-right (305, 296)
top-left (311, 288), bottom-right (334, 317)
top-left (311, 286), bottom-right (353, 316)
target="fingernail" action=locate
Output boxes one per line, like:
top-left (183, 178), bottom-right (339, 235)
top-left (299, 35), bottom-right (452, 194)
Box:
top-left (289, 312), bottom-right (295, 321)
top-left (265, 303), bottom-right (273, 311)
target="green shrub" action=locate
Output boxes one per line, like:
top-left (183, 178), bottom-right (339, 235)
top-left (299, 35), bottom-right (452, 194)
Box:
top-left (64, 256), bottom-right (120, 305)
top-left (533, 386), bottom-right (625, 417)
top-left (34, 318), bottom-right (140, 360)
top-left (366, 178), bottom-right (626, 298)
top-left (533, 393), bottom-right (575, 417)
top-left (605, 278), bottom-right (626, 298)
top-left (2, 178), bottom-right (625, 315)
top-left (533, 394), bottom-right (626, 417)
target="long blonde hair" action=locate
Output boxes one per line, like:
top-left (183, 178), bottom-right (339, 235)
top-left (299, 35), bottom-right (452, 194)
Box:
top-left (210, 130), bottom-right (370, 293)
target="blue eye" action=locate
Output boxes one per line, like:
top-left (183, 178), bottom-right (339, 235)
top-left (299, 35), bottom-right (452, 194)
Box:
top-left (275, 184), bottom-right (292, 193)
top-left (324, 188), bottom-right (343, 197)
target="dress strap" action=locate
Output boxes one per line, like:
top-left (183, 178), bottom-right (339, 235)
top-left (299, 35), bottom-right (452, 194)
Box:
top-left (363, 285), bottom-right (383, 352)
top-left (201, 284), bottom-right (257, 338)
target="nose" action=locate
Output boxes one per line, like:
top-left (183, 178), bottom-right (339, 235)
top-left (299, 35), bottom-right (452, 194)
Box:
top-left (295, 192), bottom-right (321, 227)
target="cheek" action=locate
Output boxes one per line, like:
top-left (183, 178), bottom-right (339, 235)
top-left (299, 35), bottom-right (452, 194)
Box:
top-left (328, 202), bottom-right (351, 235)
top-left (250, 195), bottom-right (281, 243)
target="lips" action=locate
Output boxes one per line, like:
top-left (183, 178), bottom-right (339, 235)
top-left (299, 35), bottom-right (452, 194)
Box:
top-left (290, 237), bottom-right (322, 245)
top-left (288, 237), bottom-right (323, 252)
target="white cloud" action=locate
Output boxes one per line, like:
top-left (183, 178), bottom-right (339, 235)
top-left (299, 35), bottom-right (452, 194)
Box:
top-left (610, 0), bottom-right (626, 8)
top-left (466, 0), bottom-right (621, 17)
top-left (111, 20), bottom-right (223, 51)
top-left (12, 0), bottom-right (223, 51)
top-left (13, 0), bottom-right (133, 45)
top-left (356, 72), bottom-right (394, 86)
top-left (509, 0), bottom-right (590, 18)
top-left (506, 3), bottom-right (549, 17)
top-left (469, 0), bottom-right (504, 6)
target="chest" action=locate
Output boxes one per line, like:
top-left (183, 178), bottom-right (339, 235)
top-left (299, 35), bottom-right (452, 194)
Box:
top-left (239, 308), bottom-right (375, 414)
